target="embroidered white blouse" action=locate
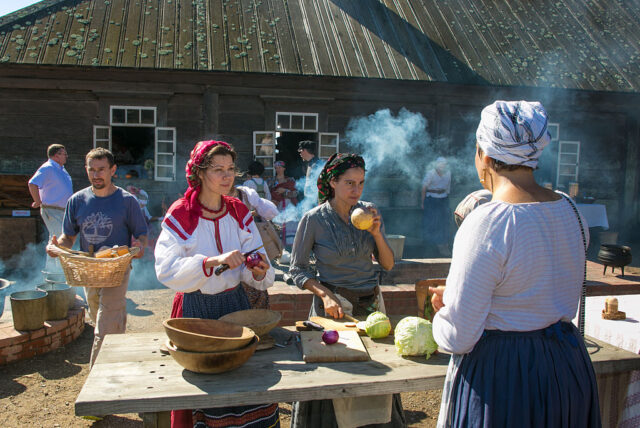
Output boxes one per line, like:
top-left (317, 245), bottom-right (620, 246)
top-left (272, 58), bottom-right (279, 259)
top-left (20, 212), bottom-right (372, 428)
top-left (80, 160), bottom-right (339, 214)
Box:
top-left (154, 196), bottom-right (275, 295)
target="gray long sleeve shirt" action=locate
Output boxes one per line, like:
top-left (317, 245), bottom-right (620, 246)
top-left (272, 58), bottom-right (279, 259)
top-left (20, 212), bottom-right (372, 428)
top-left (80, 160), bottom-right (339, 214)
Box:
top-left (289, 201), bottom-right (392, 290)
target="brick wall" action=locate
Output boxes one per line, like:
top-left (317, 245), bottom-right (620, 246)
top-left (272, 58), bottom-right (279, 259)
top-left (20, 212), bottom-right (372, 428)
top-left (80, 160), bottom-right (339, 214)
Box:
top-left (0, 298), bottom-right (85, 366)
top-left (270, 283), bottom-right (421, 326)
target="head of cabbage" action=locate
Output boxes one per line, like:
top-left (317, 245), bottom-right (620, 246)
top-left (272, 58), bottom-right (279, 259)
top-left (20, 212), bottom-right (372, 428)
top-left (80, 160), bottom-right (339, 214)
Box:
top-left (364, 311), bottom-right (391, 339)
top-left (394, 316), bottom-right (438, 359)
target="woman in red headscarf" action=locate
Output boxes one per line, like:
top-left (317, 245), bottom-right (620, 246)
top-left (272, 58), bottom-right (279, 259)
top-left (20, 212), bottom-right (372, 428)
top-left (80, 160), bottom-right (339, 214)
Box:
top-left (154, 141), bottom-right (279, 428)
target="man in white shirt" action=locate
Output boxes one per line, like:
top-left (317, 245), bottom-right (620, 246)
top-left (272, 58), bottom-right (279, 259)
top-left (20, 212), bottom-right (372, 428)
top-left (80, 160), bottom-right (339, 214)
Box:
top-left (28, 144), bottom-right (73, 274)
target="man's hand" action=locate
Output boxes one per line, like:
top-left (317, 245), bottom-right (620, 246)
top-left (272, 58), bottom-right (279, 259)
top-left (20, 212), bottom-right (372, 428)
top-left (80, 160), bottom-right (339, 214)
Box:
top-left (46, 236), bottom-right (62, 258)
top-left (131, 238), bottom-right (145, 259)
top-left (31, 201), bottom-right (41, 208)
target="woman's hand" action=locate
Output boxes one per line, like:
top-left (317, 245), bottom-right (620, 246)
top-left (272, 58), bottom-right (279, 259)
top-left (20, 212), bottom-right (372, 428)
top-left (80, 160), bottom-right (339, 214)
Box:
top-left (322, 292), bottom-right (344, 319)
top-left (247, 252), bottom-right (270, 280)
top-left (216, 250), bottom-right (245, 270)
top-left (428, 286), bottom-right (446, 312)
top-left (365, 207), bottom-right (382, 237)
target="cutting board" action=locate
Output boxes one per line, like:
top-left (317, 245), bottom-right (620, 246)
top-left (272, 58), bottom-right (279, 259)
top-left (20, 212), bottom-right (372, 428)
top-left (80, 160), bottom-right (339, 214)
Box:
top-left (301, 330), bottom-right (370, 363)
top-left (296, 316), bottom-right (365, 335)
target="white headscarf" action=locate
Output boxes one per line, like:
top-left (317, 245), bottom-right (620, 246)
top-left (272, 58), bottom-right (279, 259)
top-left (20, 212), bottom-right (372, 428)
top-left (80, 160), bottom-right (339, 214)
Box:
top-left (476, 100), bottom-right (551, 168)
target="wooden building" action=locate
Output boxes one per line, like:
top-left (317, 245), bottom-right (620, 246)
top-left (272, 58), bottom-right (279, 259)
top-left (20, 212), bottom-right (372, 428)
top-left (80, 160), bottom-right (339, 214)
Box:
top-left (0, 0), bottom-right (639, 251)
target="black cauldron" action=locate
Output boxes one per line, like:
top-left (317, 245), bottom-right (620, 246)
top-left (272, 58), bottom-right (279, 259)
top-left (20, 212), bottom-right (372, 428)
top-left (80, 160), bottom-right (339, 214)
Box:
top-left (598, 244), bottom-right (632, 276)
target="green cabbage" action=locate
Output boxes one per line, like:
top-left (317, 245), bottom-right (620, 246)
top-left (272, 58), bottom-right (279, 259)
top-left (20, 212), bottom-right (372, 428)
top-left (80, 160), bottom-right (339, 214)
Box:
top-left (364, 311), bottom-right (391, 339)
top-left (394, 316), bottom-right (438, 359)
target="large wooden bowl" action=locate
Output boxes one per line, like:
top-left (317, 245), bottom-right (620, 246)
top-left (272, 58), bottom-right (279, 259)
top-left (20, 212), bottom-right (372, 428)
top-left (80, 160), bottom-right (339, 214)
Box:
top-left (163, 318), bottom-right (255, 352)
top-left (166, 336), bottom-right (259, 374)
top-left (219, 309), bottom-right (282, 337)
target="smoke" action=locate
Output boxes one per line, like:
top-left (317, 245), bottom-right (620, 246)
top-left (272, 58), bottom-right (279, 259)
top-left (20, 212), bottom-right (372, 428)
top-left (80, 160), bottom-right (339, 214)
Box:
top-left (346, 108), bottom-right (480, 198)
top-left (272, 108), bottom-right (482, 230)
top-left (0, 242), bottom-right (48, 293)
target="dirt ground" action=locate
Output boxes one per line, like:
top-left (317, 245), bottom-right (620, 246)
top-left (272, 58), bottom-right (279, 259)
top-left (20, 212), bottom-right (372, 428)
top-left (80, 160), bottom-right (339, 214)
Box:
top-left (0, 287), bottom-right (441, 427)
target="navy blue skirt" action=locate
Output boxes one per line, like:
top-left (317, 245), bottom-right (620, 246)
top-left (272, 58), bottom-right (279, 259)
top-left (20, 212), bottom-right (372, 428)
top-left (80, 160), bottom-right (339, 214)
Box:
top-left (446, 321), bottom-right (600, 428)
top-left (422, 196), bottom-right (450, 244)
top-left (180, 286), bottom-right (280, 428)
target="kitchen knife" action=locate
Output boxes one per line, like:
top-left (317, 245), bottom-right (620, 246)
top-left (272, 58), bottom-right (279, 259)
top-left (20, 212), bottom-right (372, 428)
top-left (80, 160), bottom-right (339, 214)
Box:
top-left (302, 320), bottom-right (324, 331)
top-left (214, 245), bottom-right (264, 276)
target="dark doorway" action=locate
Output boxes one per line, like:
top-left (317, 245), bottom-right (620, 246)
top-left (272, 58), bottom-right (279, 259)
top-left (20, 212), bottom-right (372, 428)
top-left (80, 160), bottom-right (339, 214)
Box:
top-left (276, 131), bottom-right (316, 180)
top-left (112, 126), bottom-right (154, 179)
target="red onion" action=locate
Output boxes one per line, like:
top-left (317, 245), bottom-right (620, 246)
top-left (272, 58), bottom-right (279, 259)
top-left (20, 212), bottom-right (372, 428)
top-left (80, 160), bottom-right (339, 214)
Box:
top-left (322, 330), bottom-right (339, 345)
top-left (245, 253), bottom-right (262, 269)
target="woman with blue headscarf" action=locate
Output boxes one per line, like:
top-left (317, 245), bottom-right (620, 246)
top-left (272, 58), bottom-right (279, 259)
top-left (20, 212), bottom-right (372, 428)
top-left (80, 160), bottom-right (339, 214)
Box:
top-left (430, 101), bottom-right (600, 427)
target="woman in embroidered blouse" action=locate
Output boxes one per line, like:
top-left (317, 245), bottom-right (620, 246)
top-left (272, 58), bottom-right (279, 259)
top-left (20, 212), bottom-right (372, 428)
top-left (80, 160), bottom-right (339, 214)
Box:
top-left (154, 140), bottom-right (279, 428)
top-left (429, 101), bottom-right (600, 427)
top-left (289, 153), bottom-right (405, 428)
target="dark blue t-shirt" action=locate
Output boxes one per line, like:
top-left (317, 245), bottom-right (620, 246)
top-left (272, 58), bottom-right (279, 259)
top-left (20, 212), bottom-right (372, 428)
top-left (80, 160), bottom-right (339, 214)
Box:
top-left (63, 187), bottom-right (148, 252)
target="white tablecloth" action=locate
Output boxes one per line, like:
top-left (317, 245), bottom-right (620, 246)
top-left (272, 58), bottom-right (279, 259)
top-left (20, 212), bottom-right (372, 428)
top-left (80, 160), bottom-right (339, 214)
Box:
top-left (576, 203), bottom-right (609, 230)
top-left (584, 295), bottom-right (640, 428)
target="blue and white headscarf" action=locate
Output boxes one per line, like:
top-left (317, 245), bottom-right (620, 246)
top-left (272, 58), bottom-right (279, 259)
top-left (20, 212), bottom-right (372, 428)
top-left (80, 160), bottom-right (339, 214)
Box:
top-left (476, 100), bottom-right (551, 168)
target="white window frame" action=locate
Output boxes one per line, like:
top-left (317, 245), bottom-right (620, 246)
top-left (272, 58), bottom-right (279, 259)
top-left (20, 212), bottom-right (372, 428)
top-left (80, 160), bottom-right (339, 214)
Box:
top-left (548, 123), bottom-right (560, 141)
top-left (155, 127), bottom-right (177, 182)
top-left (110, 105), bottom-right (157, 127)
top-left (275, 112), bottom-right (319, 132)
top-left (556, 140), bottom-right (580, 188)
top-left (318, 132), bottom-right (340, 161)
top-left (93, 125), bottom-right (111, 150)
top-left (253, 131), bottom-right (276, 176)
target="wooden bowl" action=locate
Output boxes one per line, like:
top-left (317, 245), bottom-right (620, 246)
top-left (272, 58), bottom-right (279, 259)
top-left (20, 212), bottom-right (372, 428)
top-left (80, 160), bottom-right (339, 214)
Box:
top-left (163, 318), bottom-right (255, 352)
top-left (219, 309), bottom-right (282, 337)
top-left (166, 336), bottom-right (259, 374)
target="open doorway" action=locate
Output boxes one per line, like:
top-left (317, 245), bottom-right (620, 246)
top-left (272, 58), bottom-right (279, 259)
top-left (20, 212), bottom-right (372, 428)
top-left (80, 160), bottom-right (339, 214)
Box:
top-left (276, 131), bottom-right (315, 179)
top-left (112, 126), bottom-right (154, 179)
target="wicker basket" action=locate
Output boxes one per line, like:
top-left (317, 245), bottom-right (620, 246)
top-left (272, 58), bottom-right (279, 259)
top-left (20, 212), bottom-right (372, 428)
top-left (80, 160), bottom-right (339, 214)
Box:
top-left (58, 247), bottom-right (140, 288)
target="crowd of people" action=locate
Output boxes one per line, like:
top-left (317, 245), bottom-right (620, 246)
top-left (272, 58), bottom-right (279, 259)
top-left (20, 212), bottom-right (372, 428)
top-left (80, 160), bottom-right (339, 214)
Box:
top-left (29, 99), bottom-right (601, 427)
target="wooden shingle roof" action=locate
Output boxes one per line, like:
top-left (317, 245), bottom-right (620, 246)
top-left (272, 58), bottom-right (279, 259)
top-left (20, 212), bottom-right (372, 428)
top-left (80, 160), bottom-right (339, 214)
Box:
top-left (1, 0), bottom-right (638, 92)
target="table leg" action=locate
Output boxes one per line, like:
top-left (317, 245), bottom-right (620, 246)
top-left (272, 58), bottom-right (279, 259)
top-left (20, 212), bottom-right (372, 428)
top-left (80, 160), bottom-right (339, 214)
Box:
top-left (140, 411), bottom-right (171, 428)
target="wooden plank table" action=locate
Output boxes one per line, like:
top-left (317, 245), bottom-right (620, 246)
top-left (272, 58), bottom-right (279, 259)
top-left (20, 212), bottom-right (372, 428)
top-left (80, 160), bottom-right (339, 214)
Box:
top-left (75, 328), bottom-right (640, 427)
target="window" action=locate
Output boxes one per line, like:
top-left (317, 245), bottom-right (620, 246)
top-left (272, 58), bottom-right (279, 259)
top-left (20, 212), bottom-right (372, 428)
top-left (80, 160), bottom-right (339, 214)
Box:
top-left (276, 112), bottom-right (318, 132)
top-left (253, 131), bottom-right (276, 176)
top-left (93, 126), bottom-right (111, 150)
top-left (548, 123), bottom-right (560, 141)
top-left (155, 128), bottom-right (176, 182)
top-left (556, 141), bottom-right (580, 190)
top-left (110, 106), bottom-right (156, 127)
top-left (94, 105), bottom-right (175, 182)
top-left (318, 133), bottom-right (339, 160)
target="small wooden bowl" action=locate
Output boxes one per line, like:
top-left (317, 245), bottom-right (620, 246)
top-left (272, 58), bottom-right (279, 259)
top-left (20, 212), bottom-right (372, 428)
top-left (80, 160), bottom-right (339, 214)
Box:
top-left (166, 336), bottom-right (259, 374)
top-left (219, 309), bottom-right (282, 337)
top-left (163, 318), bottom-right (256, 352)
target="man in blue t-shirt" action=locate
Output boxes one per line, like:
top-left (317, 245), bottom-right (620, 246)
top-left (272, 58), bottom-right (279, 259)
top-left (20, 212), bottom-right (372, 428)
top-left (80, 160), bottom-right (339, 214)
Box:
top-left (47, 148), bottom-right (147, 367)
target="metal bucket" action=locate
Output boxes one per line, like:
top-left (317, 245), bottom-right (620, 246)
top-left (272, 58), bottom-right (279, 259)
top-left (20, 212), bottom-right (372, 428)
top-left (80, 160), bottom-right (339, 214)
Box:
top-left (10, 290), bottom-right (48, 331)
top-left (0, 278), bottom-right (11, 318)
top-left (36, 283), bottom-right (70, 320)
top-left (42, 271), bottom-right (76, 309)
top-left (387, 234), bottom-right (406, 261)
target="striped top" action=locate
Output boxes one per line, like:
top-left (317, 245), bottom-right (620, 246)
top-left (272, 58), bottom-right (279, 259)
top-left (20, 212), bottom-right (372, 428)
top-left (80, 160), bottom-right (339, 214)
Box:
top-left (433, 197), bottom-right (589, 354)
